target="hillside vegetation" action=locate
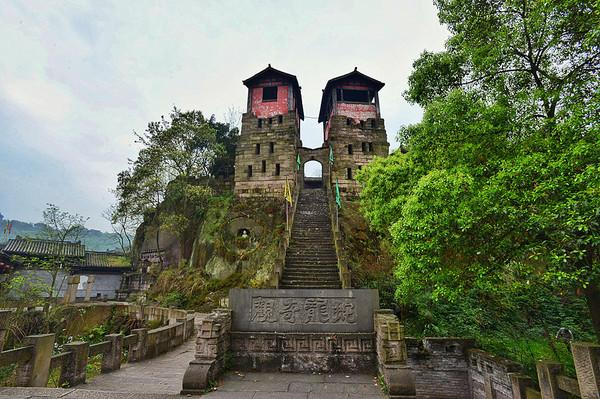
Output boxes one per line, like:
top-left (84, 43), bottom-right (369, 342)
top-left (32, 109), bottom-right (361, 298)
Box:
top-left (357, 0), bottom-right (599, 378)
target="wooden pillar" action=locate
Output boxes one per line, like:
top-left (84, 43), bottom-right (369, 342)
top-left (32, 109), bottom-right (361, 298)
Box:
top-left (571, 342), bottom-right (600, 399)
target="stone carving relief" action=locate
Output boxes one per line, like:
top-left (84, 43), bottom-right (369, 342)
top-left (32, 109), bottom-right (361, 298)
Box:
top-left (250, 296), bottom-right (357, 325)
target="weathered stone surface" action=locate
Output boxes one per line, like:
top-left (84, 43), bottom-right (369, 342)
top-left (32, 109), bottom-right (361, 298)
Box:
top-left (229, 288), bottom-right (378, 333)
top-left (206, 255), bottom-right (237, 280)
top-left (230, 331), bottom-right (376, 373)
top-left (469, 348), bottom-right (521, 399)
top-left (572, 342), bottom-right (600, 399)
top-left (60, 341), bottom-right (89, 386)
top-left (15, 333), bottom-right (55, 387)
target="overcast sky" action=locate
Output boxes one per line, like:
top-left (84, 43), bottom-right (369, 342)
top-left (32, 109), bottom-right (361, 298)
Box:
top-left (0, 1), bottom-right (448, 231)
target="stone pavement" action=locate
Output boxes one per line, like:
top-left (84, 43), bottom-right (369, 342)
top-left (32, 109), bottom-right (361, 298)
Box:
top-left (0, 371), bottom-right (385, 399)
top-left (0, 327), bottom-right (386, 399)
top-left (203, 371), bottom-right (385, 399)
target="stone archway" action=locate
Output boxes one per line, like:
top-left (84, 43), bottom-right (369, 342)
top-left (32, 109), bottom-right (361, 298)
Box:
top-left (298, 146), bottom-right (330, 188)
top-left (303, 160), bottom-right (323, 188)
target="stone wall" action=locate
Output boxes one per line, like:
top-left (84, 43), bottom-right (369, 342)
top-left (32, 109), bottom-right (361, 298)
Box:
top-left (468, 349), bottom-right (520, 399)
top-left (405, 337), bottom-right (475, 399)
top-left (234, 111), bottom-right (300, 198)
top-left (230, 331), bottom-right (376, 373)
top-left (327, 115), bottom-right (389, 198)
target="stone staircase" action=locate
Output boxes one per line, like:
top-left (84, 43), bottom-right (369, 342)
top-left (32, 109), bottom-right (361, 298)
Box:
top-left (280, 187), bottom-right (341, 289)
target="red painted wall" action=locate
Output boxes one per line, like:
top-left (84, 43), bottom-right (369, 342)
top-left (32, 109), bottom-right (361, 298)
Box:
top-left (336, 102), bottom-right (377, 121)
top-left (251, 84), bottom-right (289, 118)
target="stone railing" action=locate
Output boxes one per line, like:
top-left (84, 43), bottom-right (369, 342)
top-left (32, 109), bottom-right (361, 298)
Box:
top-left (0, 307), bottom-right (195, 388)
top-left (468, 341), bottom-right (600, 399)
top-left (272, 176), bottom-right (300, 288)
top-left (374, 309), bottom-right (416, 398)
top-left (182, 308), bottom-right (232, 394)
top-left (503, 342), bottom-right (600, 399)
top-left (326, 182), bottom-right (351, 288)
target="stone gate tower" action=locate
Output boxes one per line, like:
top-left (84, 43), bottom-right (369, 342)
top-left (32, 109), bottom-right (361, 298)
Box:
top-left (318, 68), bottom-right (389, 197)
top-left (234, 65), bottom-right (304, 198)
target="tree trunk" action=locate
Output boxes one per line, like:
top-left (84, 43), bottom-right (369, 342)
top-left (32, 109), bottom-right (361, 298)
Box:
top-left (583, 284), bottom-right (600, 340)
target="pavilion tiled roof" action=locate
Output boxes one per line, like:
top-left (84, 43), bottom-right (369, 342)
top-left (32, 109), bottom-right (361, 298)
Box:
top-left (3, 238), bottom-right (85, 258)
top-left (83, 251), bottom-right (130, 269)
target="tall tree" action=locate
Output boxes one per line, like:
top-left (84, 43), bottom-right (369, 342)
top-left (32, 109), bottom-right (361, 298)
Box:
top-left (115, 108), bottom-right (225, 268)
top-left (359, 0), bottom-right (600, 337)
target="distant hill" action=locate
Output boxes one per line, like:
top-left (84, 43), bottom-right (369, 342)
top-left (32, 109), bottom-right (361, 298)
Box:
top-left (0, 213), bottom-right (122, 252)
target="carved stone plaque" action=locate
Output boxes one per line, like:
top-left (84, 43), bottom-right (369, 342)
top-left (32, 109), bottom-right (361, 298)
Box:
top-left (229, 289), bottom-right (379, 333)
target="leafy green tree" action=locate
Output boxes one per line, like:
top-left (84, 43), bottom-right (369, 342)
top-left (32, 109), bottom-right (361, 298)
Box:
top-left (115, 108), bottom-right (228, 267)
top-left (359, 0), bottom-right (600, 338)
top-left (9, 204), bottom-right (88, 313)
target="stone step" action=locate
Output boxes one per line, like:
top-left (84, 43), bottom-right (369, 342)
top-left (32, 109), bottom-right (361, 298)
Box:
top-left (285, 257), bottom-right (338, 263)
top-left (279, 283), bottom-right (342, 289)
top-left (283, 265), bottom-right (339, 271)
top-left (282, 274), bottom-right (340, 281)
top-left (282, 187), bottom-right (341, 289)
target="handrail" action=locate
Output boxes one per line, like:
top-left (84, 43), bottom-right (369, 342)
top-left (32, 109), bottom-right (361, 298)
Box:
top-left (0, 345), bottom-right (32, 367)
top-left (272, 174), bottom-right (301, 288)
top-left (326, 181), bottom-right (351, 288)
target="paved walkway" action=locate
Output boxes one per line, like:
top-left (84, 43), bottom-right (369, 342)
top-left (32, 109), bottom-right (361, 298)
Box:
top-left (203, 371), bottom-right (385, 399)
top-left (0, 327), bottom-right (386, 398)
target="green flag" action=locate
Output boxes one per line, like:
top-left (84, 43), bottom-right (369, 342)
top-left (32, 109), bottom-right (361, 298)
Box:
top-left (329, 144), bottom-right (334, 165)
top-left (335, 178), bottom-right (342, 209)
top-left (296, 153), bottom-right (301, 171)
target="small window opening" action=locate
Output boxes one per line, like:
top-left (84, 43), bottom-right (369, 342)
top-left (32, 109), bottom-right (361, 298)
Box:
top-left (360, 120), bottom-right (365, 129)
top-left (262, 86), bottom-right (277, 101)
top-left (269, 142), bottom-right (274, 153)
top-left (348, 144), bottom-right (353, 155)
top-left (371, 119), bottom-right (376, 128)
top-left (257, 119), bottom-right (262, 128)
top-left (346, 118), bottom-right (351, 126)
top-left (347, 168), bottom-right (353, 180)
top-left (342, 89), bottom-right (370, 103)
top-left (278, 115), bottom-right (283, 124)
top-left (261, 160), bottom-right (266, 173)
top-left (255, 143), bottom-right (260, 154)
top-left (268, 117), bottom-right (273, 125)
top-left (362, 142), bottom-right (367, 152)
top-left (247, 165), bottom-right (253, 177)
top-left (275, 163), bottom-right (281, 176)
top-left (238, 228), bottom-right (251, 238)
top-left (369, 142), bottom-right (373, 152)
top-left (358, 165), bottom-right (362, 170)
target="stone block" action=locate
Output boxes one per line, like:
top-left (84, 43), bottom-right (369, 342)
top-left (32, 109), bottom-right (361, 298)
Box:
top-left (229, 288), bottom-right (379, 333)
top-left (101, 334), bottom-right (123, 372)
top-left (60, 341), bottom-right (89, 386)
top-left (16, 334), bottom-right (54, 387)
top-left (571, 342), bottom-right (600, 399)
top-left (129, 328), bottom-right (148, 362)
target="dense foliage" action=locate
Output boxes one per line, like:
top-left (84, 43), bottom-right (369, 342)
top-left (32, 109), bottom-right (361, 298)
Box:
top-left (114, 108), bottom-right (239, 264)
top-left (358, 0), bottom-right (600, 353)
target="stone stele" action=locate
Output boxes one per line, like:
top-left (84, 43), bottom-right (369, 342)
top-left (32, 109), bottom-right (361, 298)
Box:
top-left (229, 288), bottom-right (379, 333)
